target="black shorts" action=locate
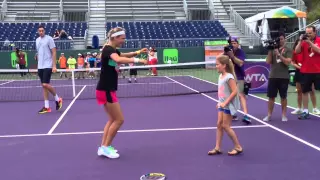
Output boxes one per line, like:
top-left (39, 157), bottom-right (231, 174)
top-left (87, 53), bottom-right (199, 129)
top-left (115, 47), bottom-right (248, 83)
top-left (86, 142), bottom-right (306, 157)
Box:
top-left (129, 69), bottom-right (137, 76)
top-left (89, 61), bottom-right (95, 68)
top-left (267, 78), bottom-right (289, 99)
top-left (38, 68), bottom-right (52, 84)
top-left (300, 73), bottom-right (320, 93)
top-left (294, 70), bottom-right (302, 83)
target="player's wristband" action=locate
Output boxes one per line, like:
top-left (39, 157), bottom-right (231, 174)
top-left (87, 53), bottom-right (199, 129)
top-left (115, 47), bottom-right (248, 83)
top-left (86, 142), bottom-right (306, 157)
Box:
top-left (133, 58), bottom-right (139, 63)
top-left (135, 50), bottom-right (141, 55)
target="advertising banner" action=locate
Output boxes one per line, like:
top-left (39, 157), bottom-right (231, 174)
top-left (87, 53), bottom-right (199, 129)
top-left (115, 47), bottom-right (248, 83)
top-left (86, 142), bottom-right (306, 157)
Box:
top-left (244, 62), bottom-right (270, 93)
top-left (204, 40), bottom-right (228, 69)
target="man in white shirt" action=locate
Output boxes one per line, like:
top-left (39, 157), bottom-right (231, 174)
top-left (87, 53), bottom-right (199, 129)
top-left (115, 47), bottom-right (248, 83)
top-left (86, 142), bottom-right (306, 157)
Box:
top-left (36, 25), bottom-right (63, 114)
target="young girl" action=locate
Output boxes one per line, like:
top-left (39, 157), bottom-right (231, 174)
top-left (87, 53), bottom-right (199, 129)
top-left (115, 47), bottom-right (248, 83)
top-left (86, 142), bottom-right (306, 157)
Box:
top-left (291, 39), bottom-right (320, 115)
top-left (96, 27), bottom-right (148, 159)
top-left (148, 47), bottom-right (158, 76)
top-left (208, 55), bottom-right (243, 156)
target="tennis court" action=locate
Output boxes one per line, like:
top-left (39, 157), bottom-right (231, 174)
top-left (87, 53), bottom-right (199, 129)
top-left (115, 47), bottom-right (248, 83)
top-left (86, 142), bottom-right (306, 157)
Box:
top-left (1, 63), bottom-right (320, 180)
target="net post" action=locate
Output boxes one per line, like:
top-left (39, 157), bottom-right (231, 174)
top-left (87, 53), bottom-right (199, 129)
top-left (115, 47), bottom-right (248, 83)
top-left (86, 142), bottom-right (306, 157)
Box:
top-left (72, 70), bottom-right (76, 97)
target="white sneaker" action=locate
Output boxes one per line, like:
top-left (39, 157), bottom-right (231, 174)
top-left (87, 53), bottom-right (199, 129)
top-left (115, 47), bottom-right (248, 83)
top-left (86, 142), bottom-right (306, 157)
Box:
top-left (313, 108), bottom-right (320, 115)
top-left (291, 108), bottom-right (303, 114)
top-left (97, 146), bottom-right (120, 159)
top-left (263, 116), bottom-right (271, 122)
top-left (282, 116), bottom-right (288, 122)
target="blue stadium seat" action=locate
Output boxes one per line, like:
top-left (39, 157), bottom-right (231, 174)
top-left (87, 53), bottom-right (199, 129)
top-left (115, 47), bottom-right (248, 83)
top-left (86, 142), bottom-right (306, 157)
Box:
top-left (105, 20), bottom-right (228, 48)
top-left (0, 22), bottom-right (88, 51)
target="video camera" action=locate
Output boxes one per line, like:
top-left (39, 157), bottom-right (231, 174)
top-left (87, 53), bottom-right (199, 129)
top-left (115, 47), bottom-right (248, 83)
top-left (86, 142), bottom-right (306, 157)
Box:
top-left (299, 30), bottom-right (308, 40)
top-left (224, 37), bottom-right (234, 53)
top-left (264, 31), bottom-right (282, 50)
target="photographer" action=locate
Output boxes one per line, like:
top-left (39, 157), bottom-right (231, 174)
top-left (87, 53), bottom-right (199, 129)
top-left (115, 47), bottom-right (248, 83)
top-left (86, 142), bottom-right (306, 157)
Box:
top-left (264, 32), bottom-right (292, 122)
top-left (225, 37), bottom-right (251, 124)
top-left (295, 26), bottom-right (320, 119)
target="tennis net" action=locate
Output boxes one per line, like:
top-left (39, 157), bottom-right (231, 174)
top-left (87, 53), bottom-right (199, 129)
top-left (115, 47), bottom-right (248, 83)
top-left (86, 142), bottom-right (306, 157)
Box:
top-left (0, 61), bottom-right (219, 102)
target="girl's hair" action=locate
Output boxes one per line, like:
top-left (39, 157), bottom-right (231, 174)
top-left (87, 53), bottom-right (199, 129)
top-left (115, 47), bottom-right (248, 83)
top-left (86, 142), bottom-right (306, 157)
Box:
top-left (107, 27), bottom-right (125, 40)
top-left (293, 38), bottom-right (300, 50)
top-left (217, 55), bottom-right (237, 80)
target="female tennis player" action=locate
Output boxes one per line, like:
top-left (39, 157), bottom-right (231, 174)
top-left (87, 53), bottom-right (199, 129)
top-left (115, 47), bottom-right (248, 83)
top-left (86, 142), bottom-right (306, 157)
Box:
top-left (96, 27), bottom-right (148, 159)
top-left (208, 55), bottom-right (243, 156)
top-left (291, 39), bottom-right (320, 115)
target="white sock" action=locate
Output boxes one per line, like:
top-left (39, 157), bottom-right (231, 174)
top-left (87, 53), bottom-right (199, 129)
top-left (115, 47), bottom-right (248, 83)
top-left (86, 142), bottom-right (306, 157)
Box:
top-left (44, 100), bottom-right (49, 108)
top-left (128, 78), bottom-right (131, 81)
top-left (303, 109), bottom-right (309, 113)
top-left (54, 94), bottom-right (59, 101)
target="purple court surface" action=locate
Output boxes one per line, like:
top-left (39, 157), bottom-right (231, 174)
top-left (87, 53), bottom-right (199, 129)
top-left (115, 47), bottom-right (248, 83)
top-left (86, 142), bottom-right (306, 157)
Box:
top-left (1, 76), bottom-right (320, 180)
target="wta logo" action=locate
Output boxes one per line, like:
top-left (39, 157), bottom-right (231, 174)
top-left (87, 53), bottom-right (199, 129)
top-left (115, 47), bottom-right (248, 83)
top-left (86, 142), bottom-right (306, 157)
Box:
top-left (244, 65), bottom-right (269, 90)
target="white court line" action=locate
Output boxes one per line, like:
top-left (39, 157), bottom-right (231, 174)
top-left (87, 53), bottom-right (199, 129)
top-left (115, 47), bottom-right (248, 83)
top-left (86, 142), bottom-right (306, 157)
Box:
top-left (166, 76), bottom-right (320, 152)
top-left (0, 80), bottom-right (14, 86)
top-left (0, 125), bottom-right (267, 138)
top-left (47, 85), bottom-right (87, 134)
top-left (189, 75), bottom-right (320, 118)
top-left (0, 82), bottom-right (176, 89)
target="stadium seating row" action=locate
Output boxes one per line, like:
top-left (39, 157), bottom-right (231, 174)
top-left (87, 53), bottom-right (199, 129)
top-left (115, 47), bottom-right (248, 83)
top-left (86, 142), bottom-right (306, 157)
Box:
top-left (0, 20), bottom-right (228, 50)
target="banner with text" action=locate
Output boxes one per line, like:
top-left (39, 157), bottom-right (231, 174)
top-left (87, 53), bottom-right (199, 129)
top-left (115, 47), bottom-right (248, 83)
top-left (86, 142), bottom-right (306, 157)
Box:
top-left (204, 40), bottom-right (228, 69)
top-left (244, 62), bottom-right (270, 93)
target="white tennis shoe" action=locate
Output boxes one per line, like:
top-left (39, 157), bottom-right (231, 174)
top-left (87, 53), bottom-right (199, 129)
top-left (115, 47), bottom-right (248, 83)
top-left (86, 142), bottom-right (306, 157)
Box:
top-left (97, 146), bottom-right (120, 159)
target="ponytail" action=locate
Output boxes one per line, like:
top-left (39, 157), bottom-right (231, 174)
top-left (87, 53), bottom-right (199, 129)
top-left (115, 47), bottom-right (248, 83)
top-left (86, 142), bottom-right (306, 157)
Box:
top-left (227, 59), bottom-right (237, 81)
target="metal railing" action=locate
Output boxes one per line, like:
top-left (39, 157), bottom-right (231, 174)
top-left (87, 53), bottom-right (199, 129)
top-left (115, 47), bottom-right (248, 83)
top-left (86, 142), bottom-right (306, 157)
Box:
top-left (182, 0), bottom-right (189, 19)
top-left (229, 5), bottom-right (261, 46)
top-left (0, 40), bottom-right (75, 51)
top-left (207, 0), bottom-right (216, 20)
top-left (59, 0), bottom-right (63, 21)
top-left (1, 0), bottom-right (8, 21)
top-left (286, 19), bottom-right (320, 44)
top-left (291, 0), bottom-right (307, 12)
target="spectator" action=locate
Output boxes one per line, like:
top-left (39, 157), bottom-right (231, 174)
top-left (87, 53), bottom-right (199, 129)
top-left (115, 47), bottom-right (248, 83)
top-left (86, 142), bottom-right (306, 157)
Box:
top-left (295, 25), bottom-right (320, 119)
top-left (58, 53), bottom-right (67, 78)
top-left (4, 37), bottom-right (10, 47)
top-left (53, 30), bottom-right (60, 40)
top-left (264, 32), bottom-right (292, 122)
top-left (67, 55), bottom-right (77, 79)
top-left (77, 53), bottom-right (85, 79)
top-left (225, 37), bottom-right (251, 124)
top-left (16, 48), bottom-right (27, 77)
top-left (59, 30), bottom-right (68, 40)
top-left (291, 39), bottom-right (320, 115)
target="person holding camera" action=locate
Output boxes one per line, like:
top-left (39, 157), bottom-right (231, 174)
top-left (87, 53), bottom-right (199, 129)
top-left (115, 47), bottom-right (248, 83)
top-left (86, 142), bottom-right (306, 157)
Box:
top-left (295, 26), bottom-right (320, 119)
top-left (224, 37), bottom-right (251, 124)
top-left (264, 33), bottom-right (292, 122)
top-left (291, 39), bottom-right (320, 116)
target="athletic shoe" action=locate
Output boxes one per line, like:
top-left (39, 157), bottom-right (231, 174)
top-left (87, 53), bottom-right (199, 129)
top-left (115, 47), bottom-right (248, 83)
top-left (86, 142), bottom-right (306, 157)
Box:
top-left (242, 115), bottom-right (251, 124)
top-left (232, 115), bottom-right (238, 121)
top-left (56, 98), bottom-right (63, 110)
top-left (282, 116), bottom-right (288, 122)
top-left (291, 108), bottom-right (303, 114)
top-left (97, 146), bottom-right (119, 159)
top-left (108, 146), bottom-right (118, 153)
top-left (298, 112), bottom-right (310, 120)
top-left (38, 107), bottom-right (51, 114)
top-left (263, 116), bottom-right (271, 122)
top-left (128, 80), bottom-right (132, 83)
top-left (134, 79), bottom-right (137, 83)
top-left (312, 108), bottom-right (320, 115)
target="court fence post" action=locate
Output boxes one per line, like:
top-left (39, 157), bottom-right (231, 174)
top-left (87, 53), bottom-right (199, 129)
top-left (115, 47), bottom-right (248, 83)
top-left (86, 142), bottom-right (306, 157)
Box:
top-left (72, 70), bottom-right (76, 97)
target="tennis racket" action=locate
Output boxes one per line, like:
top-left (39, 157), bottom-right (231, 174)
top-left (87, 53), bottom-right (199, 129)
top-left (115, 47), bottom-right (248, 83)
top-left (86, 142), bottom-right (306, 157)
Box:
top-left (140, 173), bottom-right (166, 180)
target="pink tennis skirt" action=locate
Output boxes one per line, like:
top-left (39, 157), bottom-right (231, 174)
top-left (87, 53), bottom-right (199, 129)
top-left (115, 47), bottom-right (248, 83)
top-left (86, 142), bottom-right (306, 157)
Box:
top-left (96, 90), bottom-right (118, 104)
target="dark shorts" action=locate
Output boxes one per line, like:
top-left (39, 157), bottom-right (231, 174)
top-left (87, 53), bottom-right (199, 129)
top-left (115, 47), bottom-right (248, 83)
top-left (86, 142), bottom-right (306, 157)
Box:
top-left (96, 90), bottom-right (118, 104)
top-left (218, 108), bottom-right (231, 115)
top-left (89, 61), bottom-right (95, 68)
top-left (129, 69), bottom-right (137, 76)
top-left (294, 70), bottom-right (302, 83)
top-left (38, 68), bottom-right (52, 84)
top-left (300, 73), bottom-right (320, 93)
top-left (267, 78), bottom-right (289, 99)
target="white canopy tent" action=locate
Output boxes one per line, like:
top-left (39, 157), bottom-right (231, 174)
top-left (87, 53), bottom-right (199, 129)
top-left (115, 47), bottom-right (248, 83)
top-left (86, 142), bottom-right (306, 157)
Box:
top-left (245, 6), bottom-right (307, 40)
